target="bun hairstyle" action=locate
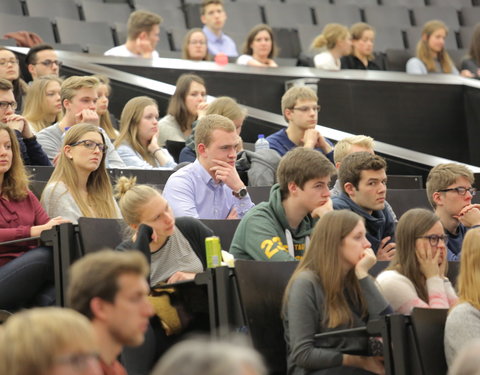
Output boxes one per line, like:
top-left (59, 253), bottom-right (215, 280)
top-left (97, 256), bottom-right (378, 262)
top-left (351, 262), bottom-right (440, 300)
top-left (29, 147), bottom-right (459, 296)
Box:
top-left (311, 23), bottom-right (350, 51)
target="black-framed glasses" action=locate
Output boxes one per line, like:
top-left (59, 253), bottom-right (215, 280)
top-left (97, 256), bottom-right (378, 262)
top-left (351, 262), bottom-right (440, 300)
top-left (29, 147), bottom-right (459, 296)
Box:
top-left (55, 351), bottom-right (99, 370)
top-left (0, 101), bottom-right (17, 110)
top-left (69, 140), bottom-right (107, 153)
top-left (416, 234), bottom-right (449, 247)
top-left (0, 59), bottom-right (18, 66)
top-left (437, 187), bottom-right (477, 196)
top-left (36, 59), bottom-right (63, 67)
top-left (291, 105), bottom-right (321, 113)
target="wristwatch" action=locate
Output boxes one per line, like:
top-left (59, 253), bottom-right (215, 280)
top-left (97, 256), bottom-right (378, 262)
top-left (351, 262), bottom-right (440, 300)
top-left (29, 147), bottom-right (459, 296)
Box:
top-left (232, 186), bottom-right (248, 199)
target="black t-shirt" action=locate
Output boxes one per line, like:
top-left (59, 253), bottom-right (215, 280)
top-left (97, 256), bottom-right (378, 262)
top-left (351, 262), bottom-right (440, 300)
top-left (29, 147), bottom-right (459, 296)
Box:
top-left (341, 55), bottom-right (381, 70)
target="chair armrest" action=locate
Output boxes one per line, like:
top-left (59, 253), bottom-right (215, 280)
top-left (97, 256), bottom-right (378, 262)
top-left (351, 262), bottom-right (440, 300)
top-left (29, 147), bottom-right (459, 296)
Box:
top-left (0, 236), bottom-right (41, 246)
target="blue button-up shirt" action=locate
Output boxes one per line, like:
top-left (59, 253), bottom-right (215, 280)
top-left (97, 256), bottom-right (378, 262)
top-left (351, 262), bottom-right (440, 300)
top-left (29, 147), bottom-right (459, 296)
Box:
top-left (163, 160), bottom-right (254, 219)
top-left (203, 26), bottom-right (238, 57)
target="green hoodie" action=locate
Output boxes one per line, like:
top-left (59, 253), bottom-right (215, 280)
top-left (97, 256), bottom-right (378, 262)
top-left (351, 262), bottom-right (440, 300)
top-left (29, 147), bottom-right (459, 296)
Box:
top-left (229, 184), bottom-right (317, 261)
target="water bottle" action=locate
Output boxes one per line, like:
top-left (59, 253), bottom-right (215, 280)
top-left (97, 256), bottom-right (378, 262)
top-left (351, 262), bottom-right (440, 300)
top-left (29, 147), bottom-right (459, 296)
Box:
top-left (255, 134), bottom-right (269, 152)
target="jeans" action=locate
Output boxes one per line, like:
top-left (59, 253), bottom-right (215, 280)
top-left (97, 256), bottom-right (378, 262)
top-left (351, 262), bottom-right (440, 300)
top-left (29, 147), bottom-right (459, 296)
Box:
top-left (0, 247), bottom-right (55, 310)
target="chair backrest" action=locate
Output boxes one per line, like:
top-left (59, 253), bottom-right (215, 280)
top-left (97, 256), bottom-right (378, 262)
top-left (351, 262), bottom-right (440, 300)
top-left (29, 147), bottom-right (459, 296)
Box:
top-left (234, 260), bottom-right (298, 375)
top-left (411, 307), bottom-right (449, 375)
top-left (166, 140), bottom-right (186, 163)
top-left (200, 219), bottom-right (240, 251)
top-left (0, 13), bottom-right (56, 44)
top-left (109, 168), bottom-right (174, 185)
top-left (26, 165), bottom-right (55, 181)
top-left (248, 186), bottom-right (271, 204)
top-left (386, 189), bottom-right (431, 218)
top-left (387, 175), bottom-right (423, 189)
top-left (25, 0), bottom-right (81, 20)
top-left (77, 217), bottom-right (125, 255)
top-left (30, 180), bottom-right (48, 200)
top-left (55, 17), bottom-right (115, 48)
top-left (80, 0), bottom-right (132, 25)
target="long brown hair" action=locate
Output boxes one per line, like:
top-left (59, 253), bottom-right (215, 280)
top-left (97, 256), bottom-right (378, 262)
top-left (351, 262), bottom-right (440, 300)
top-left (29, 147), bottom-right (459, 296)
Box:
top-left (388, 208), bottom-right (442, 302)
top-left (42, 123), bottom-right (118, 218)
top-left (457, 228), bottom-right (480, 309)
top-left (468, 23), bottom-right (480, 66)
top-left (0, 123), bottom-right (29, 201)
top-left (241, 24), bottom-right (278, 58)
top-left (416, 20), bottom-right (454, 73)
top-left (94, 75), bottom-right (117, 141)
top-left (283, 210), bottom-right (367, 328)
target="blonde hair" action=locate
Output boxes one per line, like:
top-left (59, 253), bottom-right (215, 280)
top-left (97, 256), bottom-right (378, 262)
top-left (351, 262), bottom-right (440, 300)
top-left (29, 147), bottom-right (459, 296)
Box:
top-left (127, 10), bottom-right (162, 40)
top-left (416, 20), bottom-right (454, 73)
top-left (281, 86), bottom-right (318, 123)
top-left (61, 75), bottom-right (99, 114)
top-left (205, 96), bottom-right (247, 121)
top-left (0, 123), bottom-right (29, 201)
top-left (426, 163), bottom-right (474, 208)
top-left (0, 307), bottom-right (97, 375)
top-left (42, 123), bottom-right (118, 218)
top-left (94, 74), bottom-right (117, 141)
top-left (114, 176), bottom-right (160, 228)
top-left (182, 28), bottom-right (209, 61)
top-left (457, 228), bottom-right (480, 310)
top-left (115, 96), bottom-right (158, 167)
top-left (283, 210), bottom-right (367, 328)
top-left (350, 22), bottom-right (375, 61)
top-left (333, 135), bottom-right (375, 165)
top-left (194, 114), bottom-right (235, 151)
top-left (23, 75), bottom-right (63, 132)
top-left (311, 23), bottom-right (350, 50)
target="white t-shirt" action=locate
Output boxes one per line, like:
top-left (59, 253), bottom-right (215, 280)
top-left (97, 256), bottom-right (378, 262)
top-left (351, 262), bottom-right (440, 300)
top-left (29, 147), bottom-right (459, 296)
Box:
top-left (236, 54), bottom-right (254, 65)
top-left (104, 44), bottom-right (160, 59)
top-left (314, 51), bottom-right (340, 71)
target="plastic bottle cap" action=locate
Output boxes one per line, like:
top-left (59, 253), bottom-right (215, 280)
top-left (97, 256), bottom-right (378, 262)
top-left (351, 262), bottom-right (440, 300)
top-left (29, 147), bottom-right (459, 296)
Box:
top-left (214, 53), bottom-right (228, 66)
top-left (258, 134), bottom-right (265, 138)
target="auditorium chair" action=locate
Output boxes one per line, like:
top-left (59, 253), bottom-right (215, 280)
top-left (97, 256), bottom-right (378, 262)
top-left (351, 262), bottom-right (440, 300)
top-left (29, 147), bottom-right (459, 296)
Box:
top-left (461, 6), bottom-right (480, 26)
top-left (313, 4), bottom-right (362, 29)
top-left (80, 0), bottom-right (132, 25)
top-left (55, 17), bottom-right (116, 50)
top-left (25, 0), bottom-right (81, 20)
top-left (411, 6), bottom-right (460, 30)
top-left (263, 3), bottom-right (314, 29)
top-left (200, 219), bottom-right (240, 251)
top-left (381, 0), bottom-right (425, 8)
top-left (363, 5), bottom-right (412, 29)
top-left (0, 0), bottom-right (23, 16)
top-left (0, 13), bottom-right (56, 45)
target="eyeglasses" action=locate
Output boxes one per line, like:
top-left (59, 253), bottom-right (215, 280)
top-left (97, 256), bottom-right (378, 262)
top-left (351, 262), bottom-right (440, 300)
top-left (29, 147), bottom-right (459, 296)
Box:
top-left (416, 234), bottom-right (449, 247)
top-left (36, 59), bottom-right (63, 67)
top-left (189, 40), bottom-right (206, 45)
top-left (0, 101), bottom-right (17, 110)
top-left (437, 187), bottom-right (477, 196)
top-left (0, 59), bottom-right (18, 66)
top-left (55, 352), bottom-right (99, 371)
top-left (69, 140), bottom-right (107, 153)
top-left (291, 105), bottom-right (321, 113)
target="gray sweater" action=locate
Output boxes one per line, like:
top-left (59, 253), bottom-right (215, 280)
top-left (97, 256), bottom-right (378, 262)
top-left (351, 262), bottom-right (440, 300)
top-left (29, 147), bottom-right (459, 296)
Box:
top-left (283, 270), bottom-right (390, 375)
top-left (444, 302), bottom-right (480, 367)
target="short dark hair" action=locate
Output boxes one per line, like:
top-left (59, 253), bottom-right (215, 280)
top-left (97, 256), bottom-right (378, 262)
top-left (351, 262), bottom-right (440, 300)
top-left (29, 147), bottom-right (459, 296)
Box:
top-left (25, 44), bottom-right (54, 66)
top-left (0, 78), bottom-right (13, 91)
top-left (339, 152), bottom-right (387, 191)
top-left (277, 148), bottom-right (336, 199)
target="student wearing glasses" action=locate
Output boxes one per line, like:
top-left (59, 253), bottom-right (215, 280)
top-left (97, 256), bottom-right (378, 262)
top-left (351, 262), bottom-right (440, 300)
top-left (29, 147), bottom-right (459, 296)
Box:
top-left (376, 208), bottom-right (458, 315)
top-left (426, 163), bottom-right (480, 260)
top-left (41, 123), bottom-right (122, 224)
top-left (266, 86), bottom-right (333, 162)
top-left (182, 28), bottom-right (209, 61)
top-left (0, 47), bottom-right (28, 111)
top-left (25, 44), bottom-right (61, 81)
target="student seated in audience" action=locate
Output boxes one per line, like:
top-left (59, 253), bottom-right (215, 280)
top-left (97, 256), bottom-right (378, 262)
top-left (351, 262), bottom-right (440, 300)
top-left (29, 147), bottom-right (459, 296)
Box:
top-left (461, 23), bottom-right (480, 79)
top-left (237, 24), bottom-right (278, 68)
top-left (104, 10), bottom-right (162, 59)
top-left (115, 96), bottom-right (176, 169)
top-left (0, 47), bottom-right (28, 111)
top-left (230, 148), bottom-right (335, 261)
top-left (25, 44), bottom-right (61, 81)
top-left (115, 177), bottom-right (214, 374)
top-left (341, 23), bottom-right (382, 71)
top-left (179, 96), bottom-right (246, 163)
top-left (37, 75), bottom-right (125, 168)
top-left (445, 228), bottom-right (480, 367)
top-left (426, 163), bottom-right (480, 260)
top-left (283, 210), bottom-right (390, 375)
top-left (448, 339), bottom-right (480, 375)
top-left (68, 250), bottom-right (154, 375)
top-left (41, 123), bottom-right (122, 224)
top-left (312, 23), bottom-right (352, 71)
top-left (151, 336), bottom-right (267, 375)
top-left (182, 28), bottom-right (210, 61)
top-left (163, 114), bottom-right (254, 219)
top-left (200, 0), bottom-right (238, 58)
top-left (23, 75), bottom-right (62, 134)
top-left (332, 135), bottom-right (396, 221)
top-left (0, 307), bottom-right (102, 375)
top-left (266, 86), bottom-right (333, 161)
top-left (377, 208), bottom-right (457, 314)
top-left (157, 74), bottom-right (208, 147)
top-left (0, 78), bottom-right (50, 166)
top-left (0, 123), bottom-right (67, 311)
top-left (406, 20), bottom-right (472, 77)
top-left (94, 75), bottom-right (118, 141)
top-left (332, 152), bottom-right (395, 259)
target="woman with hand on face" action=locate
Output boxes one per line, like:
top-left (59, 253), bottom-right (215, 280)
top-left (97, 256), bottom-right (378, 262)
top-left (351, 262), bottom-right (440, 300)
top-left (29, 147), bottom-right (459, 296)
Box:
top-left (407, 20), bottom-right (472, 77)
top-left (341, 23), bottom-right (382, 71)
top-left (182, 28), bottom-right (209, 61)
top-left (0, 48), bottom-right (28, 111)
top-left (283, 210), bottom-right (390, 375)
top-left (94, 75), bottom-right (119, 141)
top-left (157, 74), bottom-right (208, 147)
top-left (237, 24), bottom-right (278, 67)
top-left (115, 96), bottom-right (176, 169)
top-left (461, 23), bottom-right (480, 79)
top-left (377, 208), bottom-right (458, 315)
top-left (41, 123), bottom-right (121, 224)
top-left (0, 123), bottom-right (68, 311)
top-left (312, 23), bottom-right (352, 71)
top-left (23, 75), bottom-right (62, 134)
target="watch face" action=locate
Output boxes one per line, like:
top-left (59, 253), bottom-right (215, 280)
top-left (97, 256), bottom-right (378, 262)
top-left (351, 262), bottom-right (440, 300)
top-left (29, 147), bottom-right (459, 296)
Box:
top-left (238, 188), bottom-right (247, 198)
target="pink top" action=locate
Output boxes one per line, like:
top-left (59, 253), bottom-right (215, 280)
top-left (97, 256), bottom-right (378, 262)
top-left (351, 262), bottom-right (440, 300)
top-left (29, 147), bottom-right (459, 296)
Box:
top-left (376, 269), bottom-right (458, 315)
top-left (0, 190), bottom-right (50, 266)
